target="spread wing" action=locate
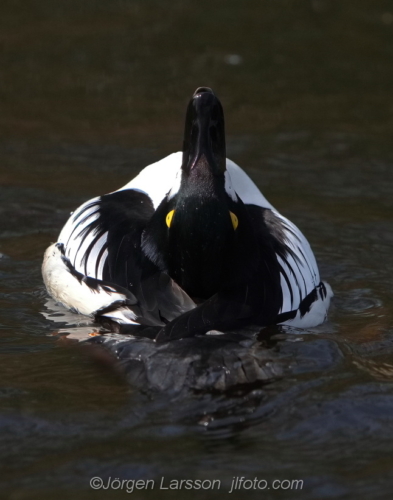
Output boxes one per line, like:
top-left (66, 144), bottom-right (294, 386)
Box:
top-left (52, 153), bottom-right (195, 325)
top-left (58, 152), bottom-right (184, 277)
top-left (224, 163), bottom-right (330, 325)
top-left (264, 209), bottom-right (320, 313)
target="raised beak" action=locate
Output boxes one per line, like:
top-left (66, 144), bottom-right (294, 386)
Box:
top-left (181, 87), bottom-right (226, 175)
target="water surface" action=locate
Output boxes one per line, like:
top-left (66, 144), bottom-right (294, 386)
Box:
top-left (1, 1), bottom-right (393, 498)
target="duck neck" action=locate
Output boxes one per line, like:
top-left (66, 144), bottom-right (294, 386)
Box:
top-left (166, 188), bottom-right (236, 300)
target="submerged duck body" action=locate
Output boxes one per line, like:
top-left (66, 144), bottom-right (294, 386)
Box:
top-left (42, 88), bottom-right (332, 341)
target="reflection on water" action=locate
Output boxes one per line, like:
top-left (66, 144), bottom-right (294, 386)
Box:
top-left (1, 0), bottom-right (393, 498)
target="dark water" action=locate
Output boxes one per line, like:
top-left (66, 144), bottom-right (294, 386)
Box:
top-left (1, 1), bottom-right (393, 498)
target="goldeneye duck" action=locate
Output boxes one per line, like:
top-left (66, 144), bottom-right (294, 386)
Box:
top-left (42, 87), bottom-right (332, 342)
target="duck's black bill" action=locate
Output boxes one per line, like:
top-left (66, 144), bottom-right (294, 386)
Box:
top-left (182, 87), bottom-right (226, 175)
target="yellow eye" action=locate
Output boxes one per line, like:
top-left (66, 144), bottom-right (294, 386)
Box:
top-left (229, 211), bottom-right (238, 230)
top-left (166, 210), bottom-right (175, 228)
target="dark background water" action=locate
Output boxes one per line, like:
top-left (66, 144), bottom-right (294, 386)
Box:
top-left (1, 1), bottom-right (393, 498)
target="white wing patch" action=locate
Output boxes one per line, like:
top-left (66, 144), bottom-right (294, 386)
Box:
top-left (274, 212), bottom-right (320, 314)
top-left (280, 281), bottom-right (333, 328)
top-left (42, 243), bottom-right (130, 317)
top-left (58, 198), bottom-right (107, 279)
top-left (119, 152), bottom-right (183, 208)
top-left (225, 159), bottom-right (274, 209)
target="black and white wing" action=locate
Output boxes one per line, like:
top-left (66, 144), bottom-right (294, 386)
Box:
top-left (268, 210), bottom-right (332, 327)
top-left (225, 159), bottom-right (333, 328)
top-left (44, 153), bottom-right (194, 326)
top-left (57, 152), bottom-right (183, 278)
